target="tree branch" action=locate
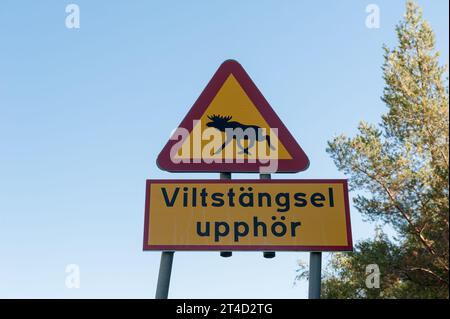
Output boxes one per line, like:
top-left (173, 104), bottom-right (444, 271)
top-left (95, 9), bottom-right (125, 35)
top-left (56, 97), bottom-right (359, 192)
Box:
top-left (353, 165), bottom-right (449, 272)
top-left (408, 267), bottom-right (449, 286)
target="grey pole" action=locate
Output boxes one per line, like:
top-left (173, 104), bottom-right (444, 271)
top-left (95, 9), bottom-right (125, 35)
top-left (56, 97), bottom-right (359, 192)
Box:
top-left (260, 173), bottom-right (275, 259)
top-left (155, 251), bottom-right (174, 299)
top-left (308, 252), bottom-right (322, 299)
top-left (220, 172), bottom-right (232, 258)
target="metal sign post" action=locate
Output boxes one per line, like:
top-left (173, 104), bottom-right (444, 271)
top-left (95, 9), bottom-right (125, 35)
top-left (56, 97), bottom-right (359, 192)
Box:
top-left (308, 252), bottom-right (322, 299)
top-left (155, 251), bottom-right (174, 299)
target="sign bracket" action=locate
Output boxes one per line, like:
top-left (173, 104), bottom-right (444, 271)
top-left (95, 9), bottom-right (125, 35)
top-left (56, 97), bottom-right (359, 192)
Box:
top-left (219, 172), bottom-right (233, 258)
top-left (260, 173), bottom-right (276, 259)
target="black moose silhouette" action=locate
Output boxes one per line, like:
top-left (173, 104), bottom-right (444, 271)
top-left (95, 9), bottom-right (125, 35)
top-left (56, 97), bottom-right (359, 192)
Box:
top-left (206, 114), bottom-right (276, 155)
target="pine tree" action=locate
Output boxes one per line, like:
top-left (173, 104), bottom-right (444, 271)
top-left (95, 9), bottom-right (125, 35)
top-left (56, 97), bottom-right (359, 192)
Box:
top-left (323, 1), bottom-right (449, 298)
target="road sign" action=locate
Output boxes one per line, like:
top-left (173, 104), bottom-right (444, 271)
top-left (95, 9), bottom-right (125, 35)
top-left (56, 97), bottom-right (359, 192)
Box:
top-left (156, 60), bottom-right (309, 173)
top-left (143, 179), bottom-right (353, 251)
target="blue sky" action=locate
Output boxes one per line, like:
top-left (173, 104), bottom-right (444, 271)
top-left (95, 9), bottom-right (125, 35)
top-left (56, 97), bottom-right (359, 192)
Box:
top-left (0, 0), bottom-right (448, 298)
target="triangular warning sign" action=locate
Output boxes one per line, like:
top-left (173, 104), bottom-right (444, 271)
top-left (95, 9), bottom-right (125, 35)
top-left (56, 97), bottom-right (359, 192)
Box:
top-left (157, 60), bottom-right (309, 173)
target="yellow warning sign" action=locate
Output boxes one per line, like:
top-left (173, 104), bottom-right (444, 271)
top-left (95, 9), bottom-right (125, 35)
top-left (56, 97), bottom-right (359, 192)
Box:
top-left (157, 60), bottom-right (310, 173)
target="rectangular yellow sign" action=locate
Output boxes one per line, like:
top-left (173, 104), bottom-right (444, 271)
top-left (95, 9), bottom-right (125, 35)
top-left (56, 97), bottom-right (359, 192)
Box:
top-left (143, 180), bottom-right (352, 251)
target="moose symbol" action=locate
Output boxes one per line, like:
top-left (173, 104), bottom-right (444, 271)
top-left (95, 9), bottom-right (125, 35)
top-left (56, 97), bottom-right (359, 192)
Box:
top-left (206, 114), bottom-right (276, 155)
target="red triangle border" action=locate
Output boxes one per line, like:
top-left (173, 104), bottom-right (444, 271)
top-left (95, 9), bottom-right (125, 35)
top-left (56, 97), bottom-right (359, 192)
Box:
top-left (156, 60), bottom-right (310, 173)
